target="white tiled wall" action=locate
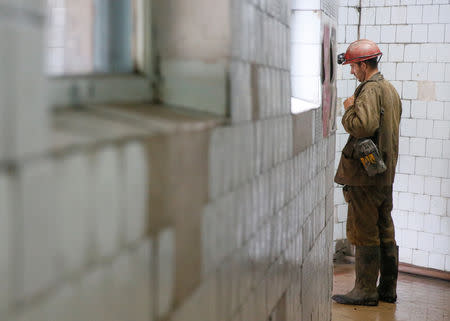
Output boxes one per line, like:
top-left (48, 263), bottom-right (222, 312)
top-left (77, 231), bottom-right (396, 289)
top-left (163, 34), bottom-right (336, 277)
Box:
top-left (336, 0), bottom-right (450, 272)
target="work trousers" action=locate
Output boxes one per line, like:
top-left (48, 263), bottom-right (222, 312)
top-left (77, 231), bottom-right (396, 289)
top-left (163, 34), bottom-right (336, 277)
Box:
top-left (343, 185), bottom-right (396, 246)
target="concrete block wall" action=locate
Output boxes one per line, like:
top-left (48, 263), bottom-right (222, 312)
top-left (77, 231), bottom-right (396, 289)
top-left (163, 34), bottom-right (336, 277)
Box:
top-left (335, 0), bottom-right (450, 272)
top-left (1, 0), bottom-right (338, 321)
top-left (1, 141), bottom-right (153, 321)
top-left (175, 0), bottom-right (337, 319)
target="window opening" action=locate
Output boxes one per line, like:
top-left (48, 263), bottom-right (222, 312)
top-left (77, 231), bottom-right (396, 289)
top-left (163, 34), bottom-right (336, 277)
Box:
top-left (47, 0), bottom-right (137, 75)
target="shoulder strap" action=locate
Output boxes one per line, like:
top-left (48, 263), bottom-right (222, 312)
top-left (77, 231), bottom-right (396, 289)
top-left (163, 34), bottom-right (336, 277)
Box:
top-left (354, 78), bottom-right (385, 154)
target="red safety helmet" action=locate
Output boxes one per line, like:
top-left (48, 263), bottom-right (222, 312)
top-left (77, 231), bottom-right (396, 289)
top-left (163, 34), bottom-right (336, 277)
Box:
top-left (337, 39), bottom-right (382, 65)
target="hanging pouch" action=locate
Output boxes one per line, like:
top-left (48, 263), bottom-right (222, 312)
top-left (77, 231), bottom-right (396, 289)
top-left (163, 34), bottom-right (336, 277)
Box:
top-left (354, 138), bottom-right (387, 176)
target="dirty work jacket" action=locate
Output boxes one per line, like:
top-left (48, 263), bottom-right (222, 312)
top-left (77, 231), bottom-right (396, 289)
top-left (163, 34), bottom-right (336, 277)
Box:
top-left (335, 72), bottom-right (402, 186)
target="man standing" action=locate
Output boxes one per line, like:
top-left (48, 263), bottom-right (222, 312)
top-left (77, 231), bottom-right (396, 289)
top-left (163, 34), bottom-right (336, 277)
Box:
top-left (332, 39), bottom-right (402, 306)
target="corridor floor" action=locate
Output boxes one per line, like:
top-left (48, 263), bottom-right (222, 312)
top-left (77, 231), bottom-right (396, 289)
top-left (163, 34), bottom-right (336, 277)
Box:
top-left (332, 264), bottom-right (450, 321)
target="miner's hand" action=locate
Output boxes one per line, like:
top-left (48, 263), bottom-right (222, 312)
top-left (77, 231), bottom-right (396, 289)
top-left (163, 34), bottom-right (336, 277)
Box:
top-left (344, 95), bottom-right (355, 110)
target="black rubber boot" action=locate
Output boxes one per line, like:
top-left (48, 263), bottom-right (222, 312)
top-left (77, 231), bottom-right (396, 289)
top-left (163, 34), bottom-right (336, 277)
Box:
top-left (378, 243), bottom-right (398, 303)
top-left (332, 246), bottom-right (380, 306)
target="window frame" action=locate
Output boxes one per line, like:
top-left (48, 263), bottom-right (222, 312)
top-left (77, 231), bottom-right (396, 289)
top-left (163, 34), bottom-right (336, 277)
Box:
top-left (47, 0), bottom-right (153, 109)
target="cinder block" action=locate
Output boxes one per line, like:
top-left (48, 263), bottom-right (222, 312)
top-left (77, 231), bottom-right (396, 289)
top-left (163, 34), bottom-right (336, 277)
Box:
top-left (368, 0), bottom-right (383, 6)
top-left (400, 119), bottom-right (417, 137)
top-left (412, 249), bottom-right (429, 267)
top-left (54, 153), bottom-right (90, 277)
top-left (434, 234), bottom-right (450, 253)
top-left (398, 192), bottom-right (415, 211)
top-left (416, 119), bottom-right (434, 138)
top-left (338, 6), bottom-right (348, 25)
top-left (389, 44), bottom-right (404, 62)
top-left (348, 7), bottom-right (360, 25)
top-left (433, 121), bottom-right (450, 139)
top-left (396, 63), bottom-right (412, 80)
top-left (411, 100), bottom-right (427, 118)
top-left (446, 24), bottom-right (450, 43)
top-left (423, 5), bottom-right (440, 23)
top-left (441, 216), bottom-right (450, 235)
top-left (427, 101), bottom-right (444, 120)
top-left (408, 213), bottom-right (425, 232)
top-left (380, 26), bottom-right (396, 43)
top-left (436, 83), bottom-right (450, 101)
top-left (393, 210), bottom-right (408, 229)
top-left (428, 24), bottom-right (445, 43)
top-left (398, 155), bottom-right (416, 174)
top-left (0, 173), bottom-right (11, 315)
top-left (333, 223), bottom-right (344, 240)
top-left (424, 176), bottom-right (442, 196)
top-left (411, 63), bottom-right (428, 81)
top-left (365, 25), bottom-right (381, 43)
top-left (402, 81), bottom-right (418, 99)
top-left (408, 174), bottom-right (425, 193)
top-left (425, 139), bottom-right (443, 157)
top-left (410, 137), bottom-right (426, 156)
top-left (91, 147), bottom-right (121, 258)
top-left (361, 7), bottom-right (376, 25)
top-left (0, 20), bottom-right (50, 161)
top-left (442, 178), bottom-right (450, 197)
top-left (394, 173), bottom-right (409, 192)
top-left (399, 136), bottom-right (410, 155)
top-left (437, 44), bottom-right (450, 62)
top-left (123, 142), bottom-right (149, 245)
top-left (404, 44), bottom-right (421, 62)
top-left (376, 7), bottom-right (391, 24)
top-left (420, 44), bottom-right (437, 62)
top-left (336, 204), bottom-right (348, 222)
top-left (44, 283), bottom-right (83, 321)
top-left (444, 140), bottom-right (450, 158)
top-left (378, 43), bottom-right (390, 59)
top-left (77, 267), bottom-right (107, 321)
top-left (427, 63), bottom-right (445, 81)
top-left (399, 247), bottom-right (412, 264)
top-left (346, 26), bottom-right (358, 43)
top-left (414, 194), bottom-right (430, 213)
top-left (430, 196), bottom-right (446, 215)
top-left (157, 228), bottom-right (174, 319)
top-left (401, 99), bottom-right (411, 118)
top-left (429, 253), bottom-right (445, 270)
top-left (418, 232), bottom-right (434, 251)
top-left (386, 0), bottom-right (400, 4)
top-left (380, 62), bottom-right (396, 80)
top-left (445, 102), bottom-right (450, 120)
top-left (337, 25), bottom-right (346, 43)
top-left (402, 229), bottom-right (418, 248)
top-left (446, 255), bottom-right (450, 272)
top-left (129, 240), bottom-right (153, 321)
top-left (391, 6), bottom-right (407, 24)
top-left (230, 61), bottom-right (252, 123)
top-left (439, 4), bottom-right (450, 23)
top-left (412, 24), bottom-right (428, 43)
top-left (407, 6), bottom-right (423, 24)
top-left (415, 157), bottom-right (432, 176)
top-left (19, 160), bottom-right (58, 299)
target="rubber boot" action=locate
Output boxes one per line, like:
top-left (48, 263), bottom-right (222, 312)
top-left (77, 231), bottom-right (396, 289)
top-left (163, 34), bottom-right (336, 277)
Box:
top-left (377, 243), bottom-right (398, 303)
top-left (332, 246), bottom-right (380, 306)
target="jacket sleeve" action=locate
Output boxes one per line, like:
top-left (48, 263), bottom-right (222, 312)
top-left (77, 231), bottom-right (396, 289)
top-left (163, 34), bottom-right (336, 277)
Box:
top-left (342, 86), bottom-right (380, 138)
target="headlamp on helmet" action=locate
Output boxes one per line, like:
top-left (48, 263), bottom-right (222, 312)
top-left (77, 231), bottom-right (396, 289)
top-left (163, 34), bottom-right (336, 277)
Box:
top-left (337, 39), bottom-right (382, 65)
